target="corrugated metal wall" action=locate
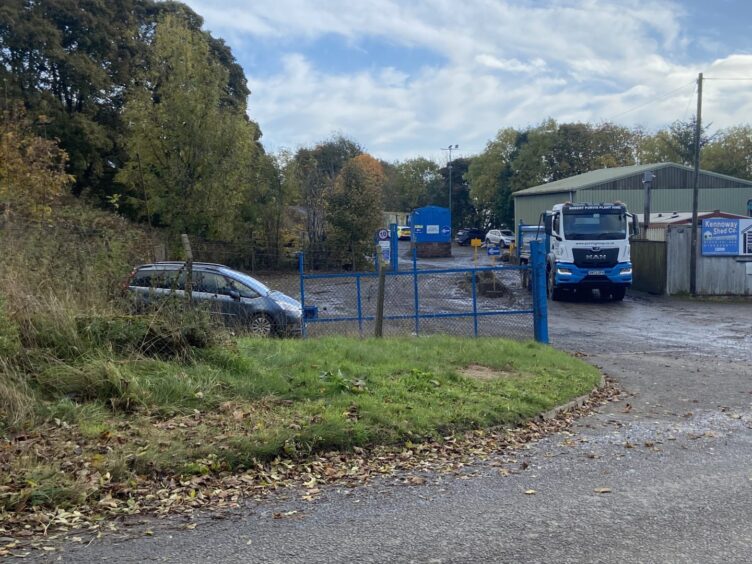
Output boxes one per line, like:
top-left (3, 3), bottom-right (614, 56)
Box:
top-left (583, 187), bottom-right (752, 216)
top-left (514, 192), bottom-right (572, 225)
top-left (666, 226), bottom-right (752, 295)
top-left (513, 165), bottom-right (752, 228)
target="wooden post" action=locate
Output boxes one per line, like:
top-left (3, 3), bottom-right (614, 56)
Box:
top-left (181, 234), bottom-right (193, 303)
top-left (375, 246), bottom-right (386, 337)
top-left (690, 72), bottom-right (703, 296)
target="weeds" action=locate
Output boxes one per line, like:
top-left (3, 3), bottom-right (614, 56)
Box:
top-left (0, 205), bottom-right (601, 520)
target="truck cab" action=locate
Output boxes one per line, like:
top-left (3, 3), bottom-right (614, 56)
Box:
top-left (544, 202), bottom-right (637, 301)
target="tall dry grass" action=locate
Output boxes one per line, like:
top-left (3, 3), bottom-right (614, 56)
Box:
top-left (0, 203), bottom-right (163, 430)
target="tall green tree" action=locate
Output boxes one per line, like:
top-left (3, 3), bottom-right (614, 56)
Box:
top-left (116, 14), bottom-right (260, 240)
top-left (0, 0), bottom-right (249, 207)
top-left (327, 154), bottom-right (385, 254)
top-left (636, 118), bottom-right (711, 166)
top-left (465, 128), bottom-right (519, 228)
top-left (291, 135), bottom-right (362, 251)
top-left (702, 125), bottom-right (752, 180)
top-left (384, 157), bottom-right (442, 212)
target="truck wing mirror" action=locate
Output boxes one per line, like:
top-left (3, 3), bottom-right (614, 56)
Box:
top-left (543, 213), bottom-right (553, 236)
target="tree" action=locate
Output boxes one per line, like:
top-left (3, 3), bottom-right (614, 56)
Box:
top-left (327, 154), bottom-right (385, 254)
top-left (701, 125), bottom-right (752, 180)
top-left (385, 157), bottom-right (442, 212)
top-left (0, 105), bottom-right (73, 218)
top-left (116, 14), bottom-right (260, 240)
top-left (636, 118), bottom-right (711, 166)
top-left (0, 0), bottom-right (250, 206)
top-left (465, 128), bottom-right (519, 228)
top-left (291, 135), bottom-right (362, 251)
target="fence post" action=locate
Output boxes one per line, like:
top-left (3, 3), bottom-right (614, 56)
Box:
top-left (375, 249), bottom-right (386, 337)
top-left (356, 274), bottom-right (363, 337)
top-left (181, 234), bottom-right (193, 304)
top-left (412, 247), bottom-right (420, 335)
top-left (298, 252), bottom-right (307, 338)
top-left (530, 240), bottom-right (549, 344)
top-left (389, 223), bottom-right (398, 272)
top-left (471, 269), bottom-right (479, 337)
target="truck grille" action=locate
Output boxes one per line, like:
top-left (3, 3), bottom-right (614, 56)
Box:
top-left (572, 248), bottom-right (619, 268)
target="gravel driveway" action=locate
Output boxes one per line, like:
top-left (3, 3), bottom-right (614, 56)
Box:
top-left (52, 293), bottom-right (752, 563)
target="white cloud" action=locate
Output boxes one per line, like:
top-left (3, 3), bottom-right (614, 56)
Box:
top-left (187, 0), bottom-right (752, 162)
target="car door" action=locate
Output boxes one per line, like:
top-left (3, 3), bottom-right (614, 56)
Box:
top-left (192, 272), bottom-right (239, 324)
top-left (225, 279), bottom-right (267, 325)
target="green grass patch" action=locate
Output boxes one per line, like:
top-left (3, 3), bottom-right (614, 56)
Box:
top-left (1, 335), bottom-right (600, 512)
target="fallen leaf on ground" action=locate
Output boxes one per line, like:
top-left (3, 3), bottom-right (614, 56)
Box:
top-left (524, 489), bottom-right (536, 495)
top-left (593, 487), bottom-right (612, 494)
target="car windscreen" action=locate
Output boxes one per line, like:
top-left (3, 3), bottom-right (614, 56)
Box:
top-left (220, 268), bottom-right (270, 296)
top-left (563, 210), bottom-right (626, 240)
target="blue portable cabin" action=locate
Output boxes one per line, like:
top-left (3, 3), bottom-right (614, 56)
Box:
top-left (410, 206), bottom-right (451, 243)
top-left (410, 206), bottom-right (452, 258)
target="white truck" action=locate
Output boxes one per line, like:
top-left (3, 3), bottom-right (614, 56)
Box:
top-left (542, 202), bottom-right (638, 301)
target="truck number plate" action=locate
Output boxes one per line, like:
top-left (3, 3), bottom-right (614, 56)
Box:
top-left (589, 270), bottom-right (605, 276)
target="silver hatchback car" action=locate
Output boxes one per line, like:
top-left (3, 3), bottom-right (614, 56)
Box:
top-left (126, 262), bottom-right (302, 337)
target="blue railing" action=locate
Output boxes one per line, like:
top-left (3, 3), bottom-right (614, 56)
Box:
top-left (298, 242), bottom-right (548, 343)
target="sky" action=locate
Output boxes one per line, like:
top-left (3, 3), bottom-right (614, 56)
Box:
top-left (184, 0), bottom-right (752, 163)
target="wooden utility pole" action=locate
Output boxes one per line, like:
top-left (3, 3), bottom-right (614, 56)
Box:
top-left (690, 72), bottom-right (703, 296)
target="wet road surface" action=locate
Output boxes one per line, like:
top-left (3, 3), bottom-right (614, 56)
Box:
top-left (52, 288), bottom-right (752, 563)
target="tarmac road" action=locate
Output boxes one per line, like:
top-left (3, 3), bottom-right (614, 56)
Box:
top-left (53, 293), bottom-right (752, 563)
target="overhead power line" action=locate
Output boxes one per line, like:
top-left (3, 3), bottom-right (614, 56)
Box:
top-left (607, 80), bottom-right (696, 121)
top-left (703, 77), bottom-right (752, 81)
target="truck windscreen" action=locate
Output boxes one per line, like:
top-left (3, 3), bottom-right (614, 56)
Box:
top-left (563, 210), bottom-right (626, 240)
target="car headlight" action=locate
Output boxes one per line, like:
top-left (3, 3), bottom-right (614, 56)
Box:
top-left (277, 300), bottom-right (302, 316)
top-left (620, 267), bottom-right (632, 276)
top-left (556, 268), bottom-right (572, 275)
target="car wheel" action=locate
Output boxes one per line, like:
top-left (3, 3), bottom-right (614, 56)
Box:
top-left (249, 313), bottom-right (274, 337)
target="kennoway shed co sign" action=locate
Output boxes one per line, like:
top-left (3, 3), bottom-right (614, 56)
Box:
top-left (702, 218), bottom-right (752, 256)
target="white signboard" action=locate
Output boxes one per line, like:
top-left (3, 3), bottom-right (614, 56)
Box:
top-left (426, 225), bottom-right (439, 234)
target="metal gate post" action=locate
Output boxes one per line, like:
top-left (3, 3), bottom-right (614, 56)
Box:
top-left (412, 248), bottom-right (420, 335)
top-left (298, 252), bottom-right (307, 338)
top-left (530, 240), bottom-right (549, 344)
top-left (471, 269), bottom-right (479, 337)
top-left (389, 223), bottom-right (399, 272)
top-left (356, 274), bottom-right (363, 337)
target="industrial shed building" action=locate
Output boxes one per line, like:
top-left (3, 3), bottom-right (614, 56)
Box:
top-left (513, 162), bottom-right (752, 226)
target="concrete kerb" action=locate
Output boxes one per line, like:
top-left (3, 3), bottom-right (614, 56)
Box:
top-left (540, 374), bottom-right (607, 422)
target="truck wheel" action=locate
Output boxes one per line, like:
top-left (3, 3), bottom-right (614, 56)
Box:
top-left (547, 268), bottom-right (562, 301)
top-left (611, 287), bottom-right (626, 301)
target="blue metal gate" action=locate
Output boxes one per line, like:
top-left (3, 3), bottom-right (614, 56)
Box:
top-left (298, 241), bottom-right (548, 343)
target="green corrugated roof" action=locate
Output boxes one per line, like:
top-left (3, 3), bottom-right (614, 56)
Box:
top-left (512, 162), bottom-right (752, 197)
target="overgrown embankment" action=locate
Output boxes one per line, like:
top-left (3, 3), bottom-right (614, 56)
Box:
top-left (0, 207), bottom-right (600, 543)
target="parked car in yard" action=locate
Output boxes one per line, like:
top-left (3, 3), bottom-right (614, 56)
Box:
top-left (126, 262), bottom-right (302, 337)
top-left (455, 227), bottom-right (486, 246)
top-left (485, 228), bottom-right (516, 247)
top-left (397, 225), bottom-right (411, 240)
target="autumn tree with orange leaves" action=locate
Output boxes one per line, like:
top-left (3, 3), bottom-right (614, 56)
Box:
top-left (0, 106), bottom-right (73, 219)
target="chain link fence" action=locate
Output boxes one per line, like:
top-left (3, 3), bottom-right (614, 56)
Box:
top-left (296, 252), bottom-right (540, 340)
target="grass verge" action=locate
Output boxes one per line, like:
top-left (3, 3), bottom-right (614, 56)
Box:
top-left (1, 336), bottom-right (599, 515)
